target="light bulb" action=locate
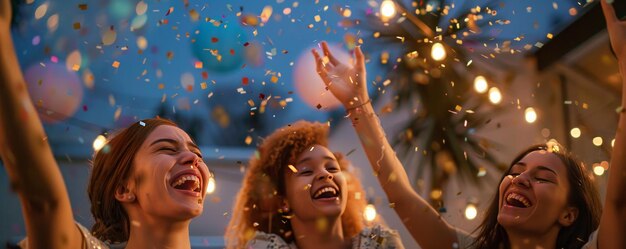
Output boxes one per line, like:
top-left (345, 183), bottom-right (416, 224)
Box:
top-left (488, 87), bottom-right (502, 104)
top-left (473, 75), bottom-right (488, 93)
top-left (431, 42), bottom-right (447, 61)
top-left (206, 177), bottom-right (216, 194)
top-left (570, 128), bottom-right (581, 138)
top-left (364, 204), bottom-right (377, 222)
top-left (464, 203), bottom-right (478, 220)
top-left (524, 107), bottom-right (537, 123)
top-left (93, 135), bottom-right (107, 152)
top-left (380, 0), bottom-right (397, 20)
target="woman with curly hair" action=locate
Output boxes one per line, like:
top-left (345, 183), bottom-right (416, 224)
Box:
top-left (226, 121), bottom-right (404, 249)
top-left (1, 2), bottom-right (212, 248)
top-left (311, 1), bottom-right (625, 248)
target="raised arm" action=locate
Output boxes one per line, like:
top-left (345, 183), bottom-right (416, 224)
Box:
top-left (312, 42), bottom-right (459, 249)
top-left (0, 1), bottom-right (82, 248)
top-left (599, 1), bottom-right (626, 248)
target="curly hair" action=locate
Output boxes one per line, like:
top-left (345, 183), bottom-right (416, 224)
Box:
top-left (471, 143), bottom-right (602, 249)
top-left (225, 121), bottom-right (368, 249)
top-left (88, 118), bottom-right (178, 243)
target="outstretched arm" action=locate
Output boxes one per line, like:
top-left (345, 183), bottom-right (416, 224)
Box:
top-left (599, 1), bottom-right (626, 248)
top-left (312, 42), bottom-right (459, 249)
top-left (1, 1), bottom-right (82, 248)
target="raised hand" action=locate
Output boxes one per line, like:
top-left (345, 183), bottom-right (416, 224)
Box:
top-left (601, 0), bottom-right (625, 63)
top-left (311, 41), bottom-right (370, 109)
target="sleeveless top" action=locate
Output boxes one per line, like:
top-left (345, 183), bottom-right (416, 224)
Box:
top-left (19, 223), bottom-right (123, 249)
top-left (245, 225), bottom-right (405, 249)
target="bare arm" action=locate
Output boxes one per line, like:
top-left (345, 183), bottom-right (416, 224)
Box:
top-left (599, 1), bottom-right (626, 248)
top-left (0, 2), bottom-right (82, 248)
top-left (312, 42), bottom-right (459, 249)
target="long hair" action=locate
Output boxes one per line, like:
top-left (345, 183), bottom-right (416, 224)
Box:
top-left (225, 121), bottom-right (368, 249)
top-left (88, 118), bottom-right (178, 243)
top-left (471, 143), bottom-right (602, 249)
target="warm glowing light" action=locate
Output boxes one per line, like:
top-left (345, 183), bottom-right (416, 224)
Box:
top-left (206, 177), bottom-right (216, 194)
top-left (364, 204), bottom-right (377, 222)
top-left (488, 87), bottom-right (502, 104)
top-left (593, 164), bottom-right (605, 176)
top-left (464, 203), bottom-right (478, 220)
top-left (431, 42), bottom-right (447, 61)
top-left (473, 75), bottom-right (488, 93)
top-left (93, 135), bottom-right (107, 151)
top-left (524, 107), bottom-right (537, 123)
top-left (380, 0), bottom-right (397, 20)
top-left (570, 128), bottom-right (581, 138)
top-left (592, 137), bottom-right (603, 147)
top-left (612, 138), bottom-right (615, 147)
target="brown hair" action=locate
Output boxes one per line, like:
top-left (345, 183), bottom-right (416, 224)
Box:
top-left (225, 121), bottom-right (368, 248)
top-left (88, 118), bottom-right (178, 243)
top-left (471, 143), bottom-right (602, 249)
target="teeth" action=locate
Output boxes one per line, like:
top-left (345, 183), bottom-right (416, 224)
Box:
top-left (171, 174), bottom-right (201, 192)
top-left (313, 187), bottom-right (337, 199)
top-left (506, 193), bottom-right (531, 207)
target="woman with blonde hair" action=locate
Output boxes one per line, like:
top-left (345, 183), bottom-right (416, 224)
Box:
top-left (226, 121), bottom-right (403, 249)
top-left (1, 2), bottom-right (212, 248)
top-left (311, 1), bottom-right (625, 248)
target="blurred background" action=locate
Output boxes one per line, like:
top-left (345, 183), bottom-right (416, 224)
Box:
top-left (1, 0), bottom-right (624, 248)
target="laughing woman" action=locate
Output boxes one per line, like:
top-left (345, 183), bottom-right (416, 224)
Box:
top-left (311, 1), bottom-right (625, 248)
top-left (1, 1), bottom-right (211, 248)
top-left (226, 121), bottom-right (404, 249)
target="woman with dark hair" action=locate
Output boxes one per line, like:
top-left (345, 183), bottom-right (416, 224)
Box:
top-left (1, 2), bottom-right (212, 248)
top-left (225, 121), bottom-right (404, 249)
top-left (311, 1), bottom-right (625, 248)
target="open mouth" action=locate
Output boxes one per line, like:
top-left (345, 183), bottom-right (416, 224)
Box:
top-left (170, 174), bottom-right (202, 193)
top-left (505, 192), bottom-right (532, 208)
top-left (312, 186), bottom-right (340, 200)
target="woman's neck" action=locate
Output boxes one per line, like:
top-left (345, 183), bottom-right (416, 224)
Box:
top-left (124, 216), bottom-right (191, 249)
top-left (290, 216), bottom-right (350, 249)
top-left (506, 227), bottom-right (560, 249)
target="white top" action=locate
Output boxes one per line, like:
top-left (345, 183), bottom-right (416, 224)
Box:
top-left (455, 229), bottom-right (599, 249)
top-left (246, 225), bottom-right (405, 249)
top-left (19, 223), bottom-right (124, 249)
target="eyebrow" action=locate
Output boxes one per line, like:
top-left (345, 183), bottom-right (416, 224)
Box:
top-left (297, 155), bottom-right (337, 164)
top-left (512, 162), bottom-right (558, 175)
top-left (150, 138), bottom-right (200, 151)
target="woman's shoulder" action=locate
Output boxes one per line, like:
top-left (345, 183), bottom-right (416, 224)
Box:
top-left (352, 224), bottom-right (405, 249)
top-left (245, 231), bottom-right (296, 249)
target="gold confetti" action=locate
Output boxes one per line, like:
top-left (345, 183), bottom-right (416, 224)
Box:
top-left (201, 82), bottom-right (207, 89)
top-left (112, 61), bottom-right (120, 68)
top-left (245, 136), bottom-right (253, 145)
top-left (195, 61), bottom-right (203, 69)
top-left (314, 15), bottom-right (321, 22)
top-left (288, 165), bottom-right (298, 173)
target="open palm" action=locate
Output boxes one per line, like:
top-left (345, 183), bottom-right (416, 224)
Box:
top-left (312, 42), bottom-right (369, 108)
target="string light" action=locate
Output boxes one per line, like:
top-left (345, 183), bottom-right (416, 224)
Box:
top-left (92, 135), bottom-right (107, 152)
top-left (570, 128), bottom-right (581, 138)
top-left (431, 42), bottom-right (447, 61)
top-left (380, 0), bottom-right (397, 22)
top-left (592, 137), bottom-right (603, 147)
top-left (464, 203), bottom-right (478, 220)
top-left (206, 177), bottom-right (216, 194)
top-left (488, 87), bottom-right (502, 104)
top-left (524, 107), bottom-right (537, 123)
top-left (473, 75), bottom-right (488, 93)
top-left (612, 138), bottom-right (615, 147)
top-left (593, 163), bottom-right (605, 176)
top-left (364, 204), bottom-right (377, 222)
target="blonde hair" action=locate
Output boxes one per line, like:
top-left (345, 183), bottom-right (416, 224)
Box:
top-left (225, 121), bottom-right (368, 248)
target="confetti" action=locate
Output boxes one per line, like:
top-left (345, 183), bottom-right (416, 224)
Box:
top-left (288, 165), bottom-right (298, 173)
top-left (112, 61), bottom-right (120, 68)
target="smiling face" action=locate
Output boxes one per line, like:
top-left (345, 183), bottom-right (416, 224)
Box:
top-left (125, 125), bottom-right (211, 221)
top-left (283, 145), bottom-right (348, 221)
top-left (497, 150), bottom-right (576, 234)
